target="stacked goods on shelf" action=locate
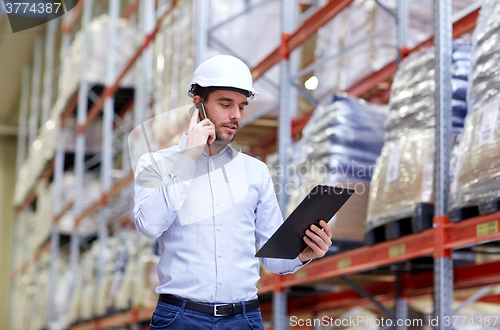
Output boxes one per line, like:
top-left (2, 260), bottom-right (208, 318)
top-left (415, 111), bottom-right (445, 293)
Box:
top-left (58, 14), bottom-right (138, 108)
top-left (285, 95), bottom-right (388, 241)
top-left (109, 231), bottom-right (140, 310)
top-left (150, 0), bottom-right (282, 151)
top-left (94, 237), bottom-right (117, 317)
top-left (79, 244), bottom-right (98, 321)
top-left (29, 253), bottom-right (50, 330)
top-left (132, 234), bottom-right (160, 309)
top-left (138, 0), bottom-right (196, 157)
top-left (153, 1), bottom-right (194, 117)
top-left (450, 0), bottom-right (500, 220)
top-left (33, 179), bottom-right (53, 250)
top-left (32, 170), bottom-right (100, 250)
top-left (13, 14), bottom-right (138, 212)
top-left (315, 0), bottom-right (396, 98)
top-left (10, 251), bottom-right (51, 330)
top-left (67, 231), bottom-right (158, 325)
top-left (366, 41), bottom-right (472, 244)
top-left (57, 172), bottom-right (101, 237)
top-left (12, 210), bottom-right (37, 272)
top-left (11, 265), bottom-right (35, 329)
top-left (50, 260), bottom-right (72, 330)
top-left (207, 0), bottom-right (281, 113)
top-left (314, 0), bottom-right (476, 102)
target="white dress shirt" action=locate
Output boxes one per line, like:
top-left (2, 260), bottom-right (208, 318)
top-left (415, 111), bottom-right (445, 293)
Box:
top-left (134, 132), bottom-right (306, 303)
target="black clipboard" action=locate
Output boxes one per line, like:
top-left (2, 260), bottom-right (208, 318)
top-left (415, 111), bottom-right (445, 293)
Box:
top-left (255, 185), bottom-right (355, 259)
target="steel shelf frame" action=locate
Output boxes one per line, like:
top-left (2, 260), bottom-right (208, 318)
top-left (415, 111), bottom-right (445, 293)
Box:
top-left (248, 1), bottom-right (494, 330)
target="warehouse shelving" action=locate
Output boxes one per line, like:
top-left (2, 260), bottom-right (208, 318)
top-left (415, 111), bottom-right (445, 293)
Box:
top-left (9, 0), bottom-right (176, 329)
top-left (250, 2), bottom-right (481, 155)
top-left (10, 0), bottom-right (500, 330)
top-left (10, 0), bottom-right (176, 273)
top-left (259, 258), bottom-right (500, 314)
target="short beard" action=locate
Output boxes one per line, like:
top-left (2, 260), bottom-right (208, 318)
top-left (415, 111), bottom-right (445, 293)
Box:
top-left (214, 126), bottom-right (236, 144)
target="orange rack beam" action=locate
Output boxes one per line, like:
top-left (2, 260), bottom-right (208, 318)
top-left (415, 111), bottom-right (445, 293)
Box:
top-left (258, 211), bottom-right (500, 294)
top-left (259, 259), bottom-right (500, 315)
top-left (251, 0), bottom-right (354, 81)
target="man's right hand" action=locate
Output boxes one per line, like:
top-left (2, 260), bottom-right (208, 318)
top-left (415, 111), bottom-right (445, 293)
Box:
top-left (183, 108), bottom-right (216, 161)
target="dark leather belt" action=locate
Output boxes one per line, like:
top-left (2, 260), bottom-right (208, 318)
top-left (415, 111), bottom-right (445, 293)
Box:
top-left (159, 294), bottom-right (259, 317)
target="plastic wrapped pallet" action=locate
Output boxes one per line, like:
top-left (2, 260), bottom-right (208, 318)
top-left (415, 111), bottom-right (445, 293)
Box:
top-left (67, 260), bottom-right (84, 325)
top-left (12, 265), bottom-right (36, 330)
top-left (131, 234), bottom-right (159, 309)
top-left (13, 14), bottom-right (136, 209)
top-left (107, 230), bottom-right (136, 311)
top-left (58, 14), bottom-right (138, 108)
top-left (30, 253), bottom-right (50, 330)
top-left (50, 260), bottom-right (72, 330)
top-left (76, 245), bottom-right (98, 321)
top-left (366, 39), bottom-right (472, 236)
top-left (13, 116), bottom-right (102, 209)
top-left (95, 237), bottom-right (116, 317)
top-left (151, 0), bottom-right (281, 148)
top-left (386, 42), bottom-right (472, 138)
top-left (57, 172), bottom-right (101, 237)
top-left (366, 129), bottom-right (435, 231)
top-left (33, 179), bottom-right (54, 250)
top-left (450, 104), bottom-right (500, 211)
top-left (13, 121), bottom-right (58, 208)
top-left (314, 0), bottom-right (476, 101)
top-left (153, 1), bottom-right (195, 117)
top-left (286, 95), bottom-right (388, 240)
top-left (450, 0), bottom-right (500, 213)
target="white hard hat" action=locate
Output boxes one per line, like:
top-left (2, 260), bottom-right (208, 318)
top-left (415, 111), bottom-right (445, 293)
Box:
top-left (186, 55), bottom-right (259, 100)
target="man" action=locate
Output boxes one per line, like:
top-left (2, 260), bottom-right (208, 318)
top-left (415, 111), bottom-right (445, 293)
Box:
top-left (134, 55), bottom-right (332, 330)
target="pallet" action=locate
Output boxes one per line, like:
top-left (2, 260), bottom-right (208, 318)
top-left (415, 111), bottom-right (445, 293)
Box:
top-left (325, 239), bottom-right (365, 257)
top-left (449, 198), bottom-right (500, 222)
top-left (364, 204), bottom-right (434, 245)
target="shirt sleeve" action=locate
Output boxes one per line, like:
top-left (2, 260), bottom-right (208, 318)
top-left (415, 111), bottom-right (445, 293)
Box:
top-left (254, 164), bottom-right (310, 274)
top-left (134, 150), bottom-right (196, 240)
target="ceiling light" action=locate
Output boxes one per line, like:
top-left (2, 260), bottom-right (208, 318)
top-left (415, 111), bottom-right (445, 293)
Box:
top-left (45, 120), bottom-right (55, 130)
top-left (305, 76), bottom-right (318, 91)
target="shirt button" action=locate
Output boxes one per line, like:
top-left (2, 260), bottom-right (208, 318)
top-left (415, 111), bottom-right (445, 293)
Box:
top-left (219, 280), bottom-right (223, 285)
top-left (218, 227), bottom-right (221, 231)
top-left (219, 254), bottom-right (222, 258)
top-left (190, 171), bottom-right (193, 175)
top-left (216, 202), bottom-right (219, 206)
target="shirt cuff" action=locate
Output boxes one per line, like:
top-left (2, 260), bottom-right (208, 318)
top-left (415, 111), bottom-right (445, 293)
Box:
top-left (287, 257), bottom-right (311, 274)
top-left (169, 153), bottom-right (196, 181)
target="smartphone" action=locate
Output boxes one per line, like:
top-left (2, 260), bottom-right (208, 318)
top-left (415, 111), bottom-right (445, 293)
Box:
top-left (196, 101), bottom-right (208, 121)
top-left (189, 101), bottom-right (208, 123)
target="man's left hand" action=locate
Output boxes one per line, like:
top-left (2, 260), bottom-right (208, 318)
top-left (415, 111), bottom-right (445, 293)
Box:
top-left (298, 220), bottom-right (332, 263)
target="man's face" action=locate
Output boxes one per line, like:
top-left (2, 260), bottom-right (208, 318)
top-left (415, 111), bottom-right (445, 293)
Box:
top-left (194, 90), bottom-right (248, 143)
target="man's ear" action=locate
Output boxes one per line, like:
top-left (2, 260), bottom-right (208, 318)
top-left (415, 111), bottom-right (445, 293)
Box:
top-left (193, 95), bottom-right (202, 104)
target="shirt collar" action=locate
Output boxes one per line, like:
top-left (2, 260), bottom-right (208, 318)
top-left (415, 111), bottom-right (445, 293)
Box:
top-left (179, 132), bottom-right (237, 159)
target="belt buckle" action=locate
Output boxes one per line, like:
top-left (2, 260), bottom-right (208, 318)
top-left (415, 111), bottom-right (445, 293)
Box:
top-left (214, 304), bottom-right (230, 317)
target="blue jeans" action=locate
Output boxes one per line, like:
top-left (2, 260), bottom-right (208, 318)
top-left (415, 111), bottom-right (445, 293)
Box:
top-left (150, 299), bottom-right (265, 330)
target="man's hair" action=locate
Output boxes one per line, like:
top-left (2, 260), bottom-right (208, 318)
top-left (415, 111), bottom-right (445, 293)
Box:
top-left (192, 84), bottom-right (215, 102)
